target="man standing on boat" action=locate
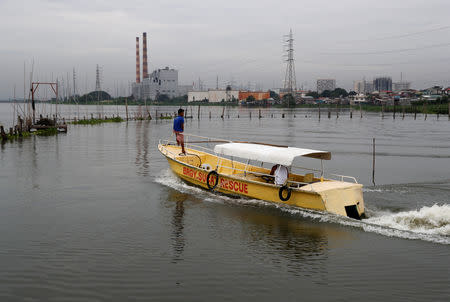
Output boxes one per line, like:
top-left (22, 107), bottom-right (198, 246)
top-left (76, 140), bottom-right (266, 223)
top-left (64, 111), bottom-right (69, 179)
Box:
top-left (173, 108), bottom-right (186, 154)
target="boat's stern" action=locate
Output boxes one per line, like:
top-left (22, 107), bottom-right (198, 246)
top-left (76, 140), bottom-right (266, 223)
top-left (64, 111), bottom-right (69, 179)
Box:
top-left (308, 181), bottom-right (365, 219)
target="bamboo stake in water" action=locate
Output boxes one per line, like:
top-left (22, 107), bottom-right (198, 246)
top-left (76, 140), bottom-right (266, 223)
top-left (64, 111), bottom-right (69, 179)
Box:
top-left (372, 138), bottom-right (376, 186)
top-left (393, 100), bottom-right (396, 119)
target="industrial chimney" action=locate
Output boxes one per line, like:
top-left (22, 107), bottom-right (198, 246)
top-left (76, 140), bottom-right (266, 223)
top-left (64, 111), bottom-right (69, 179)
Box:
top-left (136, 37), bottom-right (140, 83)
top-left (142, 32), bottom-right (148, 79)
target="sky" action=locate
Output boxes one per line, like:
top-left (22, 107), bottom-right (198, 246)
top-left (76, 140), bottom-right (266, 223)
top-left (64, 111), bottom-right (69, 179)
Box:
top-left (1, 0), bottom-right (450, 99)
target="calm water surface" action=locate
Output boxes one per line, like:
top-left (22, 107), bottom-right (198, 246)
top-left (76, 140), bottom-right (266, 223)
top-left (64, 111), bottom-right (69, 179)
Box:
top-left (0, 104), bottom-right (449, 301)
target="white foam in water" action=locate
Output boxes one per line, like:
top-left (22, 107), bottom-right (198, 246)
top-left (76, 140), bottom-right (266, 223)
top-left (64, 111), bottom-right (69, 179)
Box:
top-left (155, 170), bottom-right (450, 245)
top-left (365, 204), bottom-right (450, 235)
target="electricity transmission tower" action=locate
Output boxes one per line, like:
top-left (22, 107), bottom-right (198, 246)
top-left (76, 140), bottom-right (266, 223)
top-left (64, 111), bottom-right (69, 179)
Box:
top-left (283, 29), bottom-right (297, 97)
top-left (72, 68), bottom-right (77, 96)
top-left (95, 64), bottom-right (101, 91)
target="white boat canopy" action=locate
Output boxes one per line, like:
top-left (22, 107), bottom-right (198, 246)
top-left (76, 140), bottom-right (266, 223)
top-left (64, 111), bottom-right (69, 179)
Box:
top-left (214, 143), bottom-right (331, 166)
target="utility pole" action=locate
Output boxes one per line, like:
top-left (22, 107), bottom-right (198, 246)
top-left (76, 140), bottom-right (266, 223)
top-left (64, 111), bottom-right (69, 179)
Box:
top-left (96, 65), bottom-right (101, 118)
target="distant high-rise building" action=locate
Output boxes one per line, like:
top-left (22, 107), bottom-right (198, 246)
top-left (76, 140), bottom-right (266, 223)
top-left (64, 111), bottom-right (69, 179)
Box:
top-left (364, 82), bottom-right (374, 94)
top-left (353, 80), bottom-right (366, 94)
top-left (393, 82), bottom-right (411, 92)
top-left (316, 79), bottom-right (336, 94)
top-left (373, 77), bottom-right (392, 92)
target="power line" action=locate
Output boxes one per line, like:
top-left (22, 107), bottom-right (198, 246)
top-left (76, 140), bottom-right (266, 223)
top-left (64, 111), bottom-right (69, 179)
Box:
top-left (320, 41), bottom-right (450, 56)
top-left (342, 25), bottom-right (450, 43)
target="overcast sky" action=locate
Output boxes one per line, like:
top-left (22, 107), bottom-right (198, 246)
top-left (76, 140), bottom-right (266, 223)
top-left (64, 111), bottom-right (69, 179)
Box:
top-left (1, 0), bottom-right (450, 99)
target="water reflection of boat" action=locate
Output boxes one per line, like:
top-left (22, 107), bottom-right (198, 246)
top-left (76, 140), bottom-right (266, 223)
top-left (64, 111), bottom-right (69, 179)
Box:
top-left (158, 134), bottom-right (365, 219)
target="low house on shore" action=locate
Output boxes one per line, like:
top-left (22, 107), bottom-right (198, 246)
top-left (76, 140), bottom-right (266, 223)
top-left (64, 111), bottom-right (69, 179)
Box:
top-left (350, 93), bottom-right (368, 105)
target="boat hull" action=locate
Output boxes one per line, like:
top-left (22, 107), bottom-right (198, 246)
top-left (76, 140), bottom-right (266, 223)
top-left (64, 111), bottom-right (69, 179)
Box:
top-left (159, 144), bottom-right (365, 219)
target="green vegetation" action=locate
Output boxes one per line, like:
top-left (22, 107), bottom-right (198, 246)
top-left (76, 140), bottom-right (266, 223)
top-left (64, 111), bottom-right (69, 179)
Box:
top-left (1, 131), bottom-right (30, 142)
top-left (0, 128), bottom-right (58, 143)
top-left (306, 88), bottom-right (349, 99)
top-left (77, 91), bottom-right (112, 103)
top-left (282, 93), bottom-right (296, 107)
top-left (354, 103), bottom-right (448, 114)
top-left (72, 117), bottom-right (124, 125)
top-left (35, 127), bottom-right (58, 136)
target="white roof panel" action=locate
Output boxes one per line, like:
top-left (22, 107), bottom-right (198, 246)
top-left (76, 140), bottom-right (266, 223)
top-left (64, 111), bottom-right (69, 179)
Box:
top-left (214, 143), bottom-right (331, 166)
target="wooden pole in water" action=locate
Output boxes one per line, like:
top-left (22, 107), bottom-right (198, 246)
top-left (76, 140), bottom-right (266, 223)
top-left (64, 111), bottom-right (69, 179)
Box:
top-left (197, 105), bottom-right (200, 119)
top-left (327, 106), bottom-right (331, 118)
top-left (249, 111), bottom-right (252, 119)
top-left (402, 104), bottom-right (405, 119)
top-left (0, 126), bottom-right (7, 141)
top-left (359, 102), bottom-right (362, 118)
top-left (318, 103), bottom-right (321, 119)
top-left (125, 98), bottom-right (129, 121)
top-left (221, 106), bottom-right (225, 119)
top-left (424, 103), bottom-right (427, 120)
top-left (372, 138), bottom-right (376, 186)
top-left (381, 103), bottom-right (384, 119)
top-left (258, 109), bottom-right (261, 119)
top-left (448, 102), bottom-right (450, 120)
top-left (393, 101), bottom-right (396, 119)
top-left (209, 111), bottom-right (211, 119)
top-left (414, 106), bottom-right (417, 120)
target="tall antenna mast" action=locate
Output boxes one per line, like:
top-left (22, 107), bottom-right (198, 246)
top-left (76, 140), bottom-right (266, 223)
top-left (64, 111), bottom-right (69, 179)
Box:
top-left (283, 29), bottom-right (297, 97)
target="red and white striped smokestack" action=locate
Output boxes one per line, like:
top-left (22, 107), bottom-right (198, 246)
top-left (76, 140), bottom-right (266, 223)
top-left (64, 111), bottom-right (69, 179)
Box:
top-left (136, 37), bottom-right (140, 83)
top-left (142, 32), bottom-right (148, 79)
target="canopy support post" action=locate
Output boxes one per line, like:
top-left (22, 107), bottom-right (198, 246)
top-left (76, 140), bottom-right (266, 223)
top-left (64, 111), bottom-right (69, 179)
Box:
top-left (244, 159), bottom-right (250, 177)
top-left (321, 160), bottom-right (324, 179)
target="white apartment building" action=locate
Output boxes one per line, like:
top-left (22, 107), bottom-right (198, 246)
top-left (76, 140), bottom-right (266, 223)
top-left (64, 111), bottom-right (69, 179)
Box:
top-left (188, 90), bottom-right (239, 103)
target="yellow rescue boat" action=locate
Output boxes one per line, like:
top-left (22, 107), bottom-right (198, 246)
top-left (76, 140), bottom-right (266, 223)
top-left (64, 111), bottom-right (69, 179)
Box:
top-left (158, 135), bottom-right (365, 219)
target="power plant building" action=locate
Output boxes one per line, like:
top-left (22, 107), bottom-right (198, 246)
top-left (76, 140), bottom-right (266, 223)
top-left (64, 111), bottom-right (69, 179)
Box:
top-left (132, 32), bottom-right (182, 100)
